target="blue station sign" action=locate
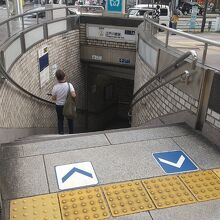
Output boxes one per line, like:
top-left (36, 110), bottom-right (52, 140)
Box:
top-left (153, 150), bottom-right (199, 174)
top-left (107, 0), bottom-right (123, 13)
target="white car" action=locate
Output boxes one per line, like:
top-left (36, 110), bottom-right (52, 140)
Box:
top-left (128, 4), bottom-right (170, 27)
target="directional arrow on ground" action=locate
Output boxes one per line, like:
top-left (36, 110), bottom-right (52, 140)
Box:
top-left (158, 155), bottom-right (185, 168)
top-left (153, 150), bottom-right (199, 174)
top-left (62, 167), bottom-right (93, 183)
top-left (55, 162), bottom-right (98, 190)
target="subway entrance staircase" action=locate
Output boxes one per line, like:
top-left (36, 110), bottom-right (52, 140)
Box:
top-left (1, 123), bottom-right (220, 220)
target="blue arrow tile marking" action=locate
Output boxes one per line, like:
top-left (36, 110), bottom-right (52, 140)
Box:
top-left (153, 150), bottom-right (199, 174)
top-left (62, 167), bottom-right (93, 183)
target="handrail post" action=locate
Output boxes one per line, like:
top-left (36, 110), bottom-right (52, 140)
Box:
top-left (65, 7), bottom-right (68, 17)
top-left (165, 30), bottom-right (169, 48)
top-left (36, 13), bottom-right (39, 24)
top-left (21, 15), bottom-right (24, 30)
top-left (6, 21), bottom-right (11, 37)
top-left (144, 12), bottom-right (147, 31)
top-left (202, 43), bottom-right (208, 65)
top-left (51, 9), bottom-right (54, 20)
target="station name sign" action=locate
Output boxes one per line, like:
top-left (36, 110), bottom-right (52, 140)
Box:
top-left (86, 24), bottom-right (137, 43)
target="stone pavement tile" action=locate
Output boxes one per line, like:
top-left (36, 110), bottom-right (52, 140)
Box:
top-left (150, 199), bottom-right (220, 220)
top-left (108, 212), bottom-right (152, 220)
top-left (0, 155), bottom-right (49, 200)
top-left (172, 134), bottom-right (220, 169)
top-left (2, 200), bottom-right (10, 220)
top-left (44, 138), bottom-right (180, 192)
top-left (2, 145), bottom-right (23, 159)
top-left (105, 125), bottom-right (193, 145)
top-left (22, 134), bottom-right (110, 156)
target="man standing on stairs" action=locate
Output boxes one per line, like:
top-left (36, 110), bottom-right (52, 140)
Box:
top-left (52, 69), bottom-right (76, 134)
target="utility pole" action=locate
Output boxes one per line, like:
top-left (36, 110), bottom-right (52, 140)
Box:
top-left (201, 0), bottom-right (209, 32)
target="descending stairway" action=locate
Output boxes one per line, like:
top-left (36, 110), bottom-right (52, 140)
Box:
top-left (1, 123), bottom-right (220, 220)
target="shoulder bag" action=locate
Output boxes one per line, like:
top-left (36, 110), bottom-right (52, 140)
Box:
top-left (63, 83), bottom-right (77, 119)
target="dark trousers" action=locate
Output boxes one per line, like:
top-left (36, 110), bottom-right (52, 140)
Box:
top-left (56, 105), bottom-right (74, 134)
top-left (172, 22), bottom-right (177, 29)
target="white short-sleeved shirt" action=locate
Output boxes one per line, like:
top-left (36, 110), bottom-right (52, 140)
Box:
top-left (52, 82), bottom-right (75, 105)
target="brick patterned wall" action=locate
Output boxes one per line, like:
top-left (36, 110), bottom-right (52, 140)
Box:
top-left (206, 109), bottom-right (220, 129)
top-left (79, 24), bottom-right (136, 50)
top-left (132, 55), bottom-right (199, 127)
top-left (0, 30), bottom-right (83, 128)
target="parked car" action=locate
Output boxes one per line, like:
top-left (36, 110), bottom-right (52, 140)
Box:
top-left (128, 4), bottom-right (170, 27)
top-left (178, 2), bottom-right (204, 15)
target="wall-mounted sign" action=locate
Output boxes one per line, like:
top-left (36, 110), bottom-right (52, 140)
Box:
top-left (38, 46), bottom-right (49, 88)
top-left (119, 58), bottom-right (130, 64)
top-left (87, 24), bottom-right (137, 43)
top-left (107, 0), bottom-right (124, 13)
top-left (91, 55), bottom-right (103, 61)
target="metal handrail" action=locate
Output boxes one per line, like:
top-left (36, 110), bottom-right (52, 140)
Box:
top-left (0, 5), bottom-right (104, 26)
top-left (132, 50), bottom-right (197, 102)
top-left (0, 60), bottom-right (86, 113)
top-left (129, 70), bottom-right (191, 114)
top-left (128, 50), bottom-right (198, 116)
top-left (0, 60), bottom-right (54, 105)
top-left (143, 12), bottom-right (220, 65)
top-left (0, 5), bottom-right (104, 46)
top-left (143, 13), bottom-right (220, 47)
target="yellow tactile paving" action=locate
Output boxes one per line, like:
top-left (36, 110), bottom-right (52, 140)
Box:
top-left (213, 168), bottom-right (220, 179)
top-left (58, 187), bottom-right (110, 220)
top-left (10, 193), bottom-right (61, 220)
top-left (179, 170), bottom-right (220, 202)
top-left (142, 175), bottom-right (196, 209)
top-left (102, 180), bottom-right (155, 217)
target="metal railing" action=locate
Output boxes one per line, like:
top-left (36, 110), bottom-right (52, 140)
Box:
top-left (0, 5), bottom-right (104, 113)
top-left (0, 5), bottom-right (104, 47)
top-left (143, 13), bottom-right (220, 65)
top-left (129, 50), bottom-right (198, 116)
top-left (0, 60), bottom-right (54, 105)
top-left (0, 60), bottom-right (87, 113)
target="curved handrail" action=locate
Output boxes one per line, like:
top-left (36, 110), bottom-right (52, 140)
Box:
top-left (0, 5), bottom-right (104, 46)
top-left (0, 60), bottom-right (87, 114)
top-left (0, 5), bottom-right (104, 26)
top-left (132, 50), bottom-right (197, 102)
top-left (129, 70), bottom-right (191, 116)
top-left (128, 50), bottom-right (198, 116)
top-left (0, 60), bottom-right (54, 105)
top-left (143, 13), bottom-right (220, 47)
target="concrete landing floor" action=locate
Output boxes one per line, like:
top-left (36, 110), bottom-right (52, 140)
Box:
top-left (1, 123), bottom-right (220, 219)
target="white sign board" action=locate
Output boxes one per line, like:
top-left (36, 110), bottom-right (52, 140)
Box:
top-left (38, 46), bottom-right (49, 88)
top-left (87, 24), bottom-right (137, 43)
top-left (55, 162), bottom-right (98, 190)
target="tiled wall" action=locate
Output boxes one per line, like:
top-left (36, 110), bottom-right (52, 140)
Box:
top-left (206, 109), bottom-right (220, 129)
top-left (0, 30), bottom-right (82, 128)
top-left (132, 54), bottom-right (199, 127)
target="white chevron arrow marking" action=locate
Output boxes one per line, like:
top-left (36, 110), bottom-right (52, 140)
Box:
top-left (158, 155), bottom-right (185, 168)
